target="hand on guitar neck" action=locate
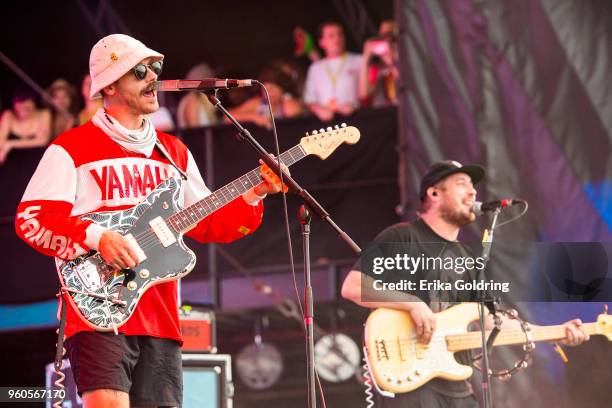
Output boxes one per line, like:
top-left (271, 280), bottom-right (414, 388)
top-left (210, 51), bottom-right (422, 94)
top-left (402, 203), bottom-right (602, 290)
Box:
top-left (557, 318), bottom-right (590, 346)
top-left (251, 157), bottom-right (291, 198)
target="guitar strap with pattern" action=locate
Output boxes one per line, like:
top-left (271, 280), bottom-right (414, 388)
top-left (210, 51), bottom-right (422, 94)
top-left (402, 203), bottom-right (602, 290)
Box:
top-left (155, 138), bottom-right (188, 181)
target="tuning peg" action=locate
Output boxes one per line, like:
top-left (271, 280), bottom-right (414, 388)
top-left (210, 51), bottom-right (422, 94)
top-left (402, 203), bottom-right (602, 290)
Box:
top-left (312, 130), bottom-right (318, 135)
top-left (319, 128), bottom-right (325, 133)
top-left (605, 304), bottom-right (609, 315)
top-left (334, 125), bottom-right (339, 129)
top-left (326, 126), bottom-right (332, 131)
top-left (305, 132), bottom-right (310, 136)
top-left (341, 123), bottom-right (347, 128)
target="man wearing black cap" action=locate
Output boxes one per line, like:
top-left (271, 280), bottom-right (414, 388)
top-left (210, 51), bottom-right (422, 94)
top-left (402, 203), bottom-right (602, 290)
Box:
top-left (341, 160), bottom-right (588, 407)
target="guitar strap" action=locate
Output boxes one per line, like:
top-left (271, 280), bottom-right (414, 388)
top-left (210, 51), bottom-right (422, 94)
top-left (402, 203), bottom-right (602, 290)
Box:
top-left (155, 138), bottom-right (189, 181)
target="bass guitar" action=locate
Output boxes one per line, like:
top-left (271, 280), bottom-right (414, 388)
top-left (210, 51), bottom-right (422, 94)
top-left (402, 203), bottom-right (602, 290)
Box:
top-left (364, 303), bottom-right (612, 394)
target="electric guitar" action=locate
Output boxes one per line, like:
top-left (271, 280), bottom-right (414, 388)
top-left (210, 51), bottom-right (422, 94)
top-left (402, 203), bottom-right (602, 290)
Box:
top-left (58, 125), bottom-right (360, 331)
top-left (364, 303), bottom-right (612, 394)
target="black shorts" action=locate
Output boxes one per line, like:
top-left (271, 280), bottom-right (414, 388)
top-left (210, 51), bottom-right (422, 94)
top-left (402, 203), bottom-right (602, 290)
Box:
top-left (65, 332), bottom-right (182, 406)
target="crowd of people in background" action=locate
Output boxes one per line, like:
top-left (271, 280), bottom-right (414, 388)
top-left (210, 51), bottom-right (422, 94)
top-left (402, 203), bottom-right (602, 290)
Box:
top-left (0, 19), bottom-right (397, 164)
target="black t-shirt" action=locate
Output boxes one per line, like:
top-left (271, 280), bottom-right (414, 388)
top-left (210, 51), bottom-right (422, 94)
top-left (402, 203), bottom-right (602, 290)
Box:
top-left (357, 218), bottom-right (480, 398)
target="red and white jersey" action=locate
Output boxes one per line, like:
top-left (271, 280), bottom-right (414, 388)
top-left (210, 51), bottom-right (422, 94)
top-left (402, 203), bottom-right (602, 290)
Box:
top-left (15, 121), bottom-right (264, 341)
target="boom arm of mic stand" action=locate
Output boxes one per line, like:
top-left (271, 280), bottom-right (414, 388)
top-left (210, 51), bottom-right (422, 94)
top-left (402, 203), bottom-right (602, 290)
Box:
top-left (204, 91), bottom-right (361, 255)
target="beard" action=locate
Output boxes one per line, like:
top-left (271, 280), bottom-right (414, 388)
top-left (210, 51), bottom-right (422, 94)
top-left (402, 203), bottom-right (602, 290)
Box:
top-left (439, 200), bottom-right (475, 227)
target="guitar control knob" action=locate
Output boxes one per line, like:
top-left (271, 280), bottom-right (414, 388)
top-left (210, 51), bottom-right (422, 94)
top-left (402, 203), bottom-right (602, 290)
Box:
top-left (127, 281), bottom-right (138, 291)
top-left (139, 269), bottom-right (150, 279)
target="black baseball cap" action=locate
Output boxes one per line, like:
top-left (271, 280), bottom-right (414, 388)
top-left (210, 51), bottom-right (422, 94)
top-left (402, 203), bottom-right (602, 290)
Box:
top-left (419, 160), bottom-right (485, 201)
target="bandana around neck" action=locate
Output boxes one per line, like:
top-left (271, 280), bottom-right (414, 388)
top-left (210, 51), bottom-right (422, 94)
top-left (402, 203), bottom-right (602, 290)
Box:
top-left (92, 108), bottom-right (157, 157)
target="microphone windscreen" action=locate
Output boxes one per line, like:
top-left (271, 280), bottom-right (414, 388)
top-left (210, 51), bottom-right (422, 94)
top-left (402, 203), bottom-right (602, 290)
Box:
top-left (472, 201), bottom-right (483, 216)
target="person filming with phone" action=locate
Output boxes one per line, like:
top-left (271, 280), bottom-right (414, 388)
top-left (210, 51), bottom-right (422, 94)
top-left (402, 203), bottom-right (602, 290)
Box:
top-left (359, 20), bottom-right (399, 108)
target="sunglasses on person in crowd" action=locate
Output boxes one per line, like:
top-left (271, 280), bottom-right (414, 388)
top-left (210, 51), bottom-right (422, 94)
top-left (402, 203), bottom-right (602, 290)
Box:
top-left (132, 60), bottom-right (163, 80)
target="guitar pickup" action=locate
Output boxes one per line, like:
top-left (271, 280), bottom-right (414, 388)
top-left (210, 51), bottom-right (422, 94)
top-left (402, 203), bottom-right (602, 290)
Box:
top-left (124, 233), bottom-right (148, 263)
top-left (149, 216), bottom-right (177, 248)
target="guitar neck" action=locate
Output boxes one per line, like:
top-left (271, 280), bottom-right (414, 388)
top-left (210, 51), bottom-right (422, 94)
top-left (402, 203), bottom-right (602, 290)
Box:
top-left (447, 322), bottom-right (599, 352)
top-left (168, 145), bottom-right (307, 233)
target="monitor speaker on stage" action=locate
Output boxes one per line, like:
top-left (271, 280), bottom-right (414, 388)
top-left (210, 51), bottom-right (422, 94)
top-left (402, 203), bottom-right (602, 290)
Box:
top-left (182, 353), bottom-right (233, 408)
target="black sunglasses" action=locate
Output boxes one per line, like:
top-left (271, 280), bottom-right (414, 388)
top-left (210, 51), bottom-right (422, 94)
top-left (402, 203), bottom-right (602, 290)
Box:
top-left (132, 60), bottom-right (163, 80)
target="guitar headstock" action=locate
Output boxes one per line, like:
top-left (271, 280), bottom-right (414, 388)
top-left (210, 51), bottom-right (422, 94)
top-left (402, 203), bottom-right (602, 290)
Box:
top-left (597, 305), bottom-right (612, 340)
top-left (300, 124), bottom-right (360, 160)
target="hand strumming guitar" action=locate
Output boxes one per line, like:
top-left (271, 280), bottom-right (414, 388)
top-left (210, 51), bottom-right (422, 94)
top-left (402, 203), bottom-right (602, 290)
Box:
top-left (406, 301), bottom-right (437, 345)
top-left (99, 231), bottom-right (140, 270)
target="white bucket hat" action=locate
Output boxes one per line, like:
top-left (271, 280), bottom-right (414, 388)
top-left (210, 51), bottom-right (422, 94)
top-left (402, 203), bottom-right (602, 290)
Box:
top-left (89, 34), bottom-right (164, 99)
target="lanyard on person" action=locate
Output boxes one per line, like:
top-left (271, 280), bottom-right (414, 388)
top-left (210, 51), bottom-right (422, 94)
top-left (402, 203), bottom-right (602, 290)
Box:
top-left (324, 53), bottom-right (348, 95)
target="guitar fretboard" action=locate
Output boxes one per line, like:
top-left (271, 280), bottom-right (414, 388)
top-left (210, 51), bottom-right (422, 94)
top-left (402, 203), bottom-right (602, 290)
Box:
top-left (446, 322), bottom-right (600, 352)
top-left (167, 145), bottom-right (306, 233)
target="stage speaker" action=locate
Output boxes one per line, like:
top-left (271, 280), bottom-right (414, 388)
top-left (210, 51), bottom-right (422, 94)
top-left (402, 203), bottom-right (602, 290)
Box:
top-left (180, 306), bottom-right (217, 353)
top-left (45, 354), bottom-right (233, 408)
top-left (182, 353), bottom-right (233, 408)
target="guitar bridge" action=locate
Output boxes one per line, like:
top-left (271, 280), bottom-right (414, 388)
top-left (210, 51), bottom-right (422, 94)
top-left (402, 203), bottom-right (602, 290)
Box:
top-left (375, 339), bottom-right (389, 361)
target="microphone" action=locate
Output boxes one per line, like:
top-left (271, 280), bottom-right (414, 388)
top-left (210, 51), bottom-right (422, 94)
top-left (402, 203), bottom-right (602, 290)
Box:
top-left (472, 199), bottom-right (525, 216)
top-left (156, 78), bottom-right (257, 92)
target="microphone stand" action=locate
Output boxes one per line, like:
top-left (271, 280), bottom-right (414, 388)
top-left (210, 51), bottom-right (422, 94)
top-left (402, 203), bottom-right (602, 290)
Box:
top-left (203, 91), bottom-right (361, 408)
top-left (476, 207), bottom-right (502, 408)
top-left (299, 205), bottom-right (317, 408)
top-left (203, 91), bottom-right (361, 255)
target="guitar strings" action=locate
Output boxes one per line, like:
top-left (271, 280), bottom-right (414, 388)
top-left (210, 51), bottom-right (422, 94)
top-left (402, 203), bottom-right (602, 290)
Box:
top-left (104, 147), bottom-right (304, 258)
top-left (124, 145), bottom-right (301, 246)
top-left (121, 166), bottom-right (264, 250)
top-left (130, 170), bottom-right (265, 251)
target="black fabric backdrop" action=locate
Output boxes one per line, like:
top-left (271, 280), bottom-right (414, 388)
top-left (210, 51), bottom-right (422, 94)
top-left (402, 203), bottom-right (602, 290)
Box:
top-left (0, 107), bottom-right (399, 304)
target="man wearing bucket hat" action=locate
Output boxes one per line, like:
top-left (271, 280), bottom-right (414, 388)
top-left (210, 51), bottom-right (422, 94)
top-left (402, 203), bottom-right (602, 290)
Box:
top-left (341, 160), bottom-right (588, 407)
top-left (16, 34), bottom-right (286, 407)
